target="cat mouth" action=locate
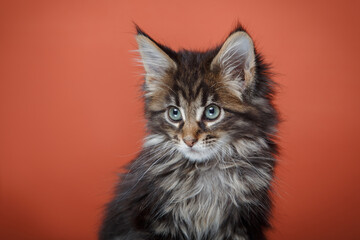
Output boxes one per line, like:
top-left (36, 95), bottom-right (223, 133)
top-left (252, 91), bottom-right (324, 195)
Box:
top-left (179, 146), bottom-right (214, 162)
top-left (187, 147), bottom-right (199, 152)
top-left (184, 147), bottom-right (200, 156)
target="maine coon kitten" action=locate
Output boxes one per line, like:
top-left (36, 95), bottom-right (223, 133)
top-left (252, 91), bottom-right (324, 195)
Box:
top-left (99, 24), bottom-right (279, 240)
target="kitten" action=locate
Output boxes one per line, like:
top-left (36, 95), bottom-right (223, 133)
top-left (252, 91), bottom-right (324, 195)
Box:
top-left (99, 24), bottom-right (279, 240)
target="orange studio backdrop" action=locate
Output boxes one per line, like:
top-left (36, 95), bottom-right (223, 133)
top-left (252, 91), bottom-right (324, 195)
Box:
top-left (1, 0), bottom-right (360, 239)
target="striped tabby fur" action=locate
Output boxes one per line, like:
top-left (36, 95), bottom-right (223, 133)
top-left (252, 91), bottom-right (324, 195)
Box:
top-left (99, 24), bottom-right (279, 240)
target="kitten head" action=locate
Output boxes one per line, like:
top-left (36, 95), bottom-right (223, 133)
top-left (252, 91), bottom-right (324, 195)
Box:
top-left (136, 25), bottom-right (277, 162)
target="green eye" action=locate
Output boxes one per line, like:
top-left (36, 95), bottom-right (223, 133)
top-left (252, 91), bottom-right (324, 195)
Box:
top-left (168, 106), bottom-right (182, 121)
top-left (204, 104), bottom-right (220, 120)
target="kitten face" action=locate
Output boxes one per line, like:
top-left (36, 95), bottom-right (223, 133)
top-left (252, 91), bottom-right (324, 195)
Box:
top-left (136, 27), bottom-right (270, 162)
top-left (144, 68), bottom-right (256, 162)
top-left (163, 88), bottom-right (227, 162)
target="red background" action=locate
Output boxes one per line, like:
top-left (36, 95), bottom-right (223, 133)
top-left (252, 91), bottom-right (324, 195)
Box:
top-left (1, 1), bottom-right (360, 239)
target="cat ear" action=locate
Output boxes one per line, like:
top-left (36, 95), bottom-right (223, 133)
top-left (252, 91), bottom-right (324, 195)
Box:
top-left (211, 31), bottom-right (256, 98)
top-left (136, 33), bottom-right (177, 91)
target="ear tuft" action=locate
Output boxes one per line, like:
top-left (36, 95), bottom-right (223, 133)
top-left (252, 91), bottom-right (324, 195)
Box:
top-left (134, 23), bottom-right (144, 35)
top-left (134, 23), bottom-right (151, 39)
top-left (135, 28), bottom-right (177, 96)
top-left (136, 35), bottom-right (177, 77)
top-left (211, 31), bottom-right (256, 98)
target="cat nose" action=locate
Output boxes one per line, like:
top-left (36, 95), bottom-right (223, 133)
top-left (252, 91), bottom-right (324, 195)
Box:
top-left (183, 137), bottom-right (197, 147)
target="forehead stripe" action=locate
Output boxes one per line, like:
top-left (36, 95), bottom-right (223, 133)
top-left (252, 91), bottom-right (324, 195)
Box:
top-left (201, 88), bottom-right (208, 106)
top-left (179, 87), bottom-right (187, 101)
top-left (174, 94), bottom-right (180, 106)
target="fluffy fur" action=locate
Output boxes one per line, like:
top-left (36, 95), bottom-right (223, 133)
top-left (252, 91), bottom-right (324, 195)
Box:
top-left (99, 24), bottom-right (279, 240)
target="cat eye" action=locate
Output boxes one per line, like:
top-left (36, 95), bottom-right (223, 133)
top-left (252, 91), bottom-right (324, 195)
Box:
top-left (204, 104), bottom-right (220, 120)
top-left (168, 106), bottom-right (182, 121)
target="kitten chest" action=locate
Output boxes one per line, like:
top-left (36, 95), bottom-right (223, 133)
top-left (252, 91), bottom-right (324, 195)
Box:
top-left (156, 167), bottom-right (244, 238)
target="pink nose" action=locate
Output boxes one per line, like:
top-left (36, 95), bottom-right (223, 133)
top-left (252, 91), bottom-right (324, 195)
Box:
top-left (183, 138), bottom-right (197, 147)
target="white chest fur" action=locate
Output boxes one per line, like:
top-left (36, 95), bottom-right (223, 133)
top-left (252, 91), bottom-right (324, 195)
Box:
top-left (157, 166), bottom-right (250, 239)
